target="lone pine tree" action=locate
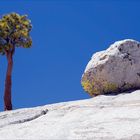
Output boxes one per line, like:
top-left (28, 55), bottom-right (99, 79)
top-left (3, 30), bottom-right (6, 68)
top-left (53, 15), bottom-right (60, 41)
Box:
top-left (0, 13), bottom-right (32, 110)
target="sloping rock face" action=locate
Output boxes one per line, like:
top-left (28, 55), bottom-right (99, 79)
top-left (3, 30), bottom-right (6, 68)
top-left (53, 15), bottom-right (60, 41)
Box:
top-left (81, 39), bottom-right (140, 96)
top-left (0, 90), bottom-right (140, 139)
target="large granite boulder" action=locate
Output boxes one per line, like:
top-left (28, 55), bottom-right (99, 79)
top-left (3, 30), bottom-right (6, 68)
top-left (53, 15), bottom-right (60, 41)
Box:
top-left (81, 39), bottom-right (140, 96)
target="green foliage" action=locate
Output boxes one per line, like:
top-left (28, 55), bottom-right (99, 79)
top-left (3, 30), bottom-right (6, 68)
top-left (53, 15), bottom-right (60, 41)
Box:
top-left (0, 12), bottom-right (32, 55)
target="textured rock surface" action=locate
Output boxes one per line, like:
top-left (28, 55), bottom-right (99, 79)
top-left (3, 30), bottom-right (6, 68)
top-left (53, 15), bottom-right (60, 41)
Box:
top-left (0, 90), bottom-right (140, 139)
top-left (81, 39), bottom-right (140, 96)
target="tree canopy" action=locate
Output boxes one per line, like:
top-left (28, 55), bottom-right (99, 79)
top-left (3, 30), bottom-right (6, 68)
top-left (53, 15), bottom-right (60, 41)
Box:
top-left (0, 13), bottom-right (32, 55)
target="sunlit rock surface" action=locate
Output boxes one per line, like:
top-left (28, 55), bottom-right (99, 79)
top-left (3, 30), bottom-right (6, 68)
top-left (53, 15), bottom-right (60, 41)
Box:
top-left (82, 39), bottom-right (140, 96)
top-left (0, 90), bottom-right (140, 139)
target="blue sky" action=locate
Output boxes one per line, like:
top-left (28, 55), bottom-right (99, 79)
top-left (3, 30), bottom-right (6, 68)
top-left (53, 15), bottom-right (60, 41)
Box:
top-left (0, 0), bottom-right (140, 111)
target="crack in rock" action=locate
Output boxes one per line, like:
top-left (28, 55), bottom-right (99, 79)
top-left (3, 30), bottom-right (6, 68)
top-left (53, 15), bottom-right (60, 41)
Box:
top-left (10, 109), bottom-right (48, 125)
top-left (0, 109), bottom-right (48, 128)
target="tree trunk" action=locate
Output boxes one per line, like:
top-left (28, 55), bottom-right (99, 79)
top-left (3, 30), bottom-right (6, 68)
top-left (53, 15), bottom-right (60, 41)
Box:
top-left (4, 51), bottom-right (13, 111)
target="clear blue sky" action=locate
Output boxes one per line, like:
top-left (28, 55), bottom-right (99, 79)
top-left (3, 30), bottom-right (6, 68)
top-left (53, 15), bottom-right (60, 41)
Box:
top-left (0, 0), bottom-right (140, 111)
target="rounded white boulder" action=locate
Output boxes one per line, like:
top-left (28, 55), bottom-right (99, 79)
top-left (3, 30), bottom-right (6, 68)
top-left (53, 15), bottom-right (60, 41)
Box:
top-left (81, 39), bottom-right (140, 96)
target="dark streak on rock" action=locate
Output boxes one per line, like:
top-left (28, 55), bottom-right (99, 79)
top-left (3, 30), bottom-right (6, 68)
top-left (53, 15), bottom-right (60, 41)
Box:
top-left (0, 109), bottom-right (48, 128)
top-left (137, 73), bottom-right (140, 77)
top-left (118, 48), bottom-right (122, 52)
top-left (10, 109), bottom-right (48, 125)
